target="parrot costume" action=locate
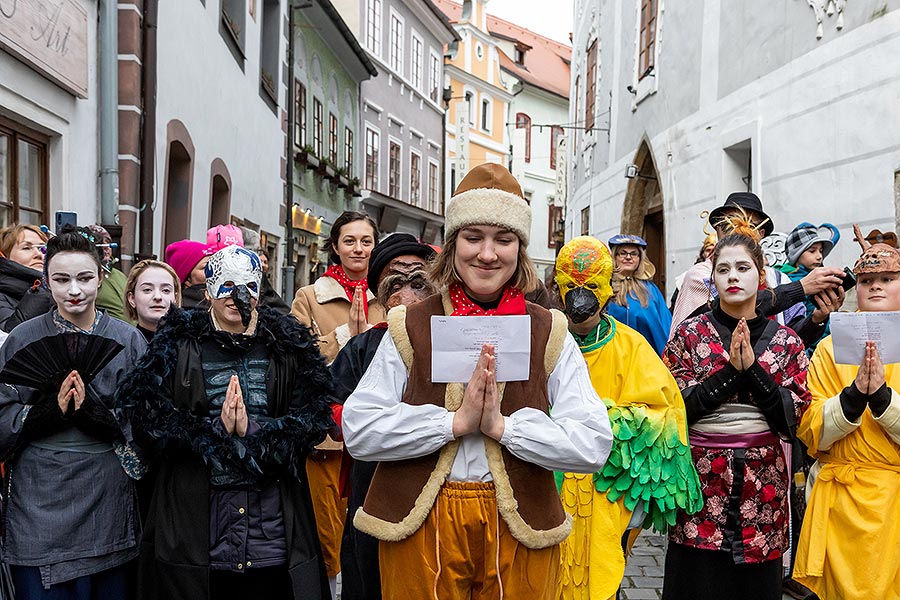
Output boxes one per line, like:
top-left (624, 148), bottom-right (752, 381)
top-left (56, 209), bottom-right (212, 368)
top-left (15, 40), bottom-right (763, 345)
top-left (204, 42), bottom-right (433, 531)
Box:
top-left (554, 237), bottom-right (703, 600)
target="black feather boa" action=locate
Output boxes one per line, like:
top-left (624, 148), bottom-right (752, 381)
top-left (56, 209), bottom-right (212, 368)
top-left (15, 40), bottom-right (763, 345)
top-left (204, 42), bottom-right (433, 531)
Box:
top-left (119, 306), bottom-right (334, 481)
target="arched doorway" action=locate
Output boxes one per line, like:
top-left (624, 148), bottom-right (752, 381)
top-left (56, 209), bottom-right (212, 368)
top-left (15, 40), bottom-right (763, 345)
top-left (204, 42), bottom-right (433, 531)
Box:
top-left (162, 120), bottom-right (195, 249)
top-left (209, 158), bottom-right (232, 228)
top-left (621, 140), bottom-right (665, 292)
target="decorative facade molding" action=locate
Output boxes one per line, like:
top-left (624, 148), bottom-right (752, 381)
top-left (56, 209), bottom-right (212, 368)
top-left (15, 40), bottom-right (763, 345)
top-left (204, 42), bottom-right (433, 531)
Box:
top-left (805, 0), bottom-right (847, 39)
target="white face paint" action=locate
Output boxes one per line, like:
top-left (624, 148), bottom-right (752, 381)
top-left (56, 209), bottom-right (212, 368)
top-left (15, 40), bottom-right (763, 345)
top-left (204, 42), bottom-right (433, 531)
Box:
top-left (204, 246), bottom-right (262, 299)
top-left (128, 267), bottom-right (177, 330)
top-left (713, 245), bottom-right (761, 309)
top-left (47, 252), bottom-right (100, 322)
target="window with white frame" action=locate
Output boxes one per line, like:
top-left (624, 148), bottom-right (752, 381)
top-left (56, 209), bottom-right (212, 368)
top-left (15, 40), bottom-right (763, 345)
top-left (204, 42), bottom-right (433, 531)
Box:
top-left (390, 13), bottom-right (403, 73)
top-left (329, 113), bottom-right (338, 165)
top-left (515, 113), bottom-right (531, 163)
top-left (366, 0), bottom-right (382, 55)
top-left (410, 150), bottom-right (421, 206)
top-left (313, 98), bottom-right (323, 157)
top-left (410, 33), bottom-right (423, 90)
top-left (428, 160), bottom-right (439, 213)
top-left (464, 91), bottom-right (475, 125)
top-left (365, 127), bottom-right (379, 190)
top-left (344, 127), bottom-right (354, 175)
top-left (639, 0), bottom-right (658, 78)
top-left (429, 51), bottom-right (441, 103)
top-left (388, 140), bottom-right (401, 198)
top-left (294, 80), bottom-right (306, 147)
top-left (586, 40), bottom-right (597, 131)
top-left (480, 98), bottom-right (492, 132)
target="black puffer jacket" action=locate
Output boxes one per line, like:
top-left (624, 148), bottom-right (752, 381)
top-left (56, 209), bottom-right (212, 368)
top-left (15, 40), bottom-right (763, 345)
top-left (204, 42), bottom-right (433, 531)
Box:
top-left (0, 257), bottom-right (53, 332)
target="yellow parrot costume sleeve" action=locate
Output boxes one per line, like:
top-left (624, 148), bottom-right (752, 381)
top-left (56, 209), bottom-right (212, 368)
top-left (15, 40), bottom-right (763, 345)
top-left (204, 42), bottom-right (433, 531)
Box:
top-left (793, 336), bottom-right (900, 600)
top-left (554, 236), bottom-right (702, 600)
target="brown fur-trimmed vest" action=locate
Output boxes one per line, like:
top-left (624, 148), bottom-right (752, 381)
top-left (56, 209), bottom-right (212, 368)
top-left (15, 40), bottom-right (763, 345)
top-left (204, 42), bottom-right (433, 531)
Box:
top-left (353, 289), bottom-right (572, 549)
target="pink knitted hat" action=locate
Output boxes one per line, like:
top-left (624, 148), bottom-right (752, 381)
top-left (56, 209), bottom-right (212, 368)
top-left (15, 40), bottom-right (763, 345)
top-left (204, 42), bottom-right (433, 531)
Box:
top-left (207, 224), bottom-right (244, 251)
top-left (165, 239), bottom-right (215, 284)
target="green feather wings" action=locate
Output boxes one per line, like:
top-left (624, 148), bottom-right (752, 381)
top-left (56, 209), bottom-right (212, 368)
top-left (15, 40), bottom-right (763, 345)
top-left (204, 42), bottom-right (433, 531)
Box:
top-left (557, 399), bottom-right (704, 533)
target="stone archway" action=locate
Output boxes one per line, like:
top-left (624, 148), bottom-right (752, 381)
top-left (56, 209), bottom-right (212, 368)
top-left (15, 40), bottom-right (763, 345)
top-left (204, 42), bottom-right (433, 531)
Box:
top-left (621, 140), bottom-right (666, 292)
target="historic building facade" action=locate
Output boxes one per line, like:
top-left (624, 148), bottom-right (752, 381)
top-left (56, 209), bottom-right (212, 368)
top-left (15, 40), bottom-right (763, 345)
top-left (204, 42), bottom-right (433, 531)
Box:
top-left (334, 0), bottom-right (458, 243)
top-left (568, 0), bottom-right (900, 295)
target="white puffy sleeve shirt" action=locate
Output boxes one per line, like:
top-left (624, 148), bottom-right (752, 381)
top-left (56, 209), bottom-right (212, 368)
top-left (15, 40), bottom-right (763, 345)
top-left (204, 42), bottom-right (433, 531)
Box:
top-left (342, 330), bottom-right (613, 482)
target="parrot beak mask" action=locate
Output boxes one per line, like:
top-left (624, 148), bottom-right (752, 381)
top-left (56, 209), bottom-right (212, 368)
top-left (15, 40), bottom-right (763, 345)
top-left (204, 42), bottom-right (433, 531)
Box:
top-left (232, 284), bottom-right (254, 327)
top-left (564, 287), bottom-right (600, 324)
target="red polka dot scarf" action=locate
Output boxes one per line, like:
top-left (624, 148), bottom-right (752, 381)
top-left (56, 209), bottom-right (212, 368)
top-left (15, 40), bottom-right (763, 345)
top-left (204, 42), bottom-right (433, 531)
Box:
top-left (448, 283), bottom-right (526, 316)
top-left (323, 264), bottom-right (369, 318)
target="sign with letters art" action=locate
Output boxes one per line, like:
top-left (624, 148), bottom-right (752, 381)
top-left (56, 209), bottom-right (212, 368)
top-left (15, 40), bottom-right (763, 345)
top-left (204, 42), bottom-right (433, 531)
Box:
top-left (0, 0), bottom-right (89, 98)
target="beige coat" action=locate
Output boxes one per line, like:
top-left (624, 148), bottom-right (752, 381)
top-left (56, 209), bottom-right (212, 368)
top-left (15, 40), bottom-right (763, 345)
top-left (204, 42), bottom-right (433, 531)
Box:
top-left (291, 275), bottom-right (385, 365)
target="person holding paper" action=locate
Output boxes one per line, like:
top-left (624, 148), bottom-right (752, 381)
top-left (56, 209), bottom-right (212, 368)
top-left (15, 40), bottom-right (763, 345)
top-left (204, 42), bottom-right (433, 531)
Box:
top-left (661, 217), bottom-right (812, 600)
top-left (554, 236), bottom-right (702, 600)
top-left (342, 163), bottom-right (613, 600)
top-left (0, 226), bottom-right (147, 599)
top-left (792, 226), bottom-right (900, 600)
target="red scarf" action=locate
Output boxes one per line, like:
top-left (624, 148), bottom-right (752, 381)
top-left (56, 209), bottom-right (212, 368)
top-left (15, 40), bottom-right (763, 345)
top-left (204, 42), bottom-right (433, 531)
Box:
top-left (324, 264), bottom-right (369, 319)
top-left (448, 283), bottom-right (526, 316)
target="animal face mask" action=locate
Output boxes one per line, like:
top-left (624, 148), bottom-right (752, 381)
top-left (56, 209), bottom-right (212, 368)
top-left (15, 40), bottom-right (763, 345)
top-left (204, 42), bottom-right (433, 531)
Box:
top-left (555, 236), bottom-right (614, 323)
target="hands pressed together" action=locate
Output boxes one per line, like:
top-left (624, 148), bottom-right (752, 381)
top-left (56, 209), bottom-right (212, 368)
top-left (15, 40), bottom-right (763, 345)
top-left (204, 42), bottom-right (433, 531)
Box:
top-left (220, 374), bottom-right (249, 437)
top-left (854, 341), bottom-right (886, 396)
top-left (728, 319), bottom-right (756, 372)
top-left (452, 344), bottom-right (505, 441)
top-left (348, 287), bottom-right (369, 337)
top-left (57, 370), bottom-right (86, 415)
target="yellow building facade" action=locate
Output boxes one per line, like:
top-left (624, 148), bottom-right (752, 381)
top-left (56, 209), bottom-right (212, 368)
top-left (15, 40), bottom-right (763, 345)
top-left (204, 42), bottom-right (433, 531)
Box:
top-left (434, 0), bottom-right (513, 196)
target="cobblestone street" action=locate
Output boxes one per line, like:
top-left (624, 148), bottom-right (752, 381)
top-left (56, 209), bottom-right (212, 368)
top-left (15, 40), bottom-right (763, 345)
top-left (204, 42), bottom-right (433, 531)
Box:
top-left (621, 532), bottom-right (666, 600)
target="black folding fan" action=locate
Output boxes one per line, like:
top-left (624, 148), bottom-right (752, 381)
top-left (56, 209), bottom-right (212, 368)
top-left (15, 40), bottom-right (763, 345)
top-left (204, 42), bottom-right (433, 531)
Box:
top-left (0, 333), bottom-right (125, 396)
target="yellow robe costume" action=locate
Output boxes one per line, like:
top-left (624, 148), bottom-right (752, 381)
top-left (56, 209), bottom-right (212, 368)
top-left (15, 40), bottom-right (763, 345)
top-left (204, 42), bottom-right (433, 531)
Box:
top-left (557, 318), bottom-right (702, 600)
top-left (793, 336), bottom-right (900, 599)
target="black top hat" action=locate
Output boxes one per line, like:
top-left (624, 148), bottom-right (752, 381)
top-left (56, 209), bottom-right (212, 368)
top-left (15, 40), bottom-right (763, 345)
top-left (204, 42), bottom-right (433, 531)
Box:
top-left (708, 192), bottom-right (774, 237)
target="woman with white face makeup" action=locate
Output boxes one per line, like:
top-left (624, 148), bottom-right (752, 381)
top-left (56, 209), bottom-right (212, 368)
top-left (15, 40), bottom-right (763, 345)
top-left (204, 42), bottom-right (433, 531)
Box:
top-left (0, 224), bottom-right (54, 333)
top-left (792, 226), bottom-right (900, 600)
top-left (342, 164), bottom-right (612, 600)
top-left (0, 225), bottom-right (147, 599)
top-left (125, 260), bottom-right (182, 342)
top-left (662, 220), bottom-right (812, 600)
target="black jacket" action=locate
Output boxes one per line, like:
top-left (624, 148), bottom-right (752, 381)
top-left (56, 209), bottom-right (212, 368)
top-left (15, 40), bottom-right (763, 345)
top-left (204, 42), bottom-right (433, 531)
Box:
top-left (121, 306), bottom-right (334, 600)
top-left (0, 257), bottom-right (53, 332)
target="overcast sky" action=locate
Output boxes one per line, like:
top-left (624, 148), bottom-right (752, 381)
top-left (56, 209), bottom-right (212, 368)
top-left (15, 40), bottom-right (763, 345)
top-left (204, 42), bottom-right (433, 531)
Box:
top-left (484, 0), bottom-right (574, 46)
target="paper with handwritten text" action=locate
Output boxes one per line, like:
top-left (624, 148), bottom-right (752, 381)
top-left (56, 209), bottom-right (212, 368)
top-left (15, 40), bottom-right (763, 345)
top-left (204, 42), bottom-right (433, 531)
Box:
top-left (831, 311), bottom-right (900, 365)
top-left (431, 315), bottom-right (531, 382)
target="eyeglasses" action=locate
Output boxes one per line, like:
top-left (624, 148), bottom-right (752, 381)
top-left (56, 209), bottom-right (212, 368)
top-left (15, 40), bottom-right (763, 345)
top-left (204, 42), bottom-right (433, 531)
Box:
top-left (617, 251), bottom-right (640, 258)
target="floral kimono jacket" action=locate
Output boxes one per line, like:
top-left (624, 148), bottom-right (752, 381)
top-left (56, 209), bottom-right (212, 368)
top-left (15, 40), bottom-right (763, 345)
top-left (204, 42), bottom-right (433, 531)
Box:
top-left (662, 308), bottom-right (811, 564)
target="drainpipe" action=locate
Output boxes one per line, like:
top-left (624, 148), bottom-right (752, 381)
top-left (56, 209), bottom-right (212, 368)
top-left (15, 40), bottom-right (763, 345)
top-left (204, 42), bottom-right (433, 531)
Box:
top-left (283, 4), bottom-right (296, 299)
top-left (140, 0), bottom-right (159, 259)
top-left (99, 0), bottom-right (119, 228)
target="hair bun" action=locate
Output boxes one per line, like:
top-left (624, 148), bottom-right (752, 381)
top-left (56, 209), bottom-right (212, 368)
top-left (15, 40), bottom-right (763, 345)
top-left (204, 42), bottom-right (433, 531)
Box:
top-left (719, 208), bottom-right (765, 243)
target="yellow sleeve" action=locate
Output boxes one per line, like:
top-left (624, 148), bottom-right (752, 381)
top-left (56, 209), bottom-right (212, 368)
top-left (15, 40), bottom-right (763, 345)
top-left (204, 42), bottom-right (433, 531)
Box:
top-left (799, 338), bottom-right (851, 456)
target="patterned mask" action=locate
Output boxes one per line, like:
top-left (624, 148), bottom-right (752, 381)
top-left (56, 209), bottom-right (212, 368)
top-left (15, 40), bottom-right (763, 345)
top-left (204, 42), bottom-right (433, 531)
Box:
top-left (555, 237), bottom-right (614, 320)
top-left (205, 245), bottom-right (262, 300)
